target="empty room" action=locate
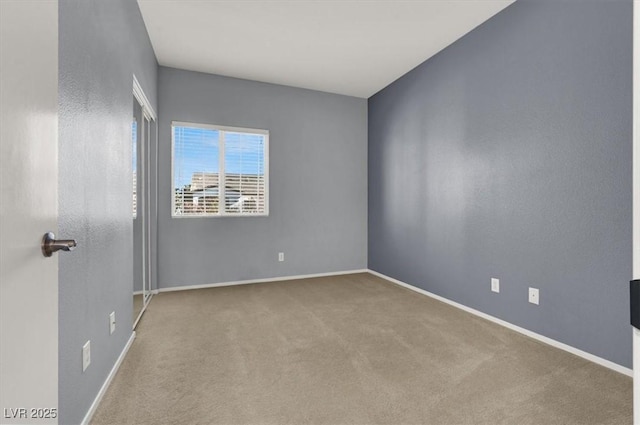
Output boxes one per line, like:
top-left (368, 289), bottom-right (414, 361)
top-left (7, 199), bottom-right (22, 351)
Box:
top-left (1, 0), bottom-right (639, 424)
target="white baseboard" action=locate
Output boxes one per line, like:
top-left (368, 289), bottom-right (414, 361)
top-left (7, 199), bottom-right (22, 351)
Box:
top-left (367, 269), bottom-right (632, 377)
top-left (158, 269), bottom-right (369, 293)
top-left (81, 332), bottom-right (136, 425)
top-left (134, 290), bottom-right (159, 296)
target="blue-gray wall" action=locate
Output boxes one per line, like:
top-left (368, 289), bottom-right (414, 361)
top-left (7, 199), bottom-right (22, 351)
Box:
top-left (157, 67), bottom-right (367, 288)
top-left (368, 0), bottom-right (633, 368)
top-left (58, 0), bottom-right (157, 423)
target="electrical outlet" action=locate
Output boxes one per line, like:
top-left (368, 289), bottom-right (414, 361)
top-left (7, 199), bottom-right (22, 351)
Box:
top-left (528, 287), bottom-right (540, 305)
top-left (109, 311), bottom-right (116, 335)
top-left (491, 278), bottom-right (500, 293)
top-left (278, 252), bottom-right (284, 262)
top-left (82, 340), bottom-right (91, 372)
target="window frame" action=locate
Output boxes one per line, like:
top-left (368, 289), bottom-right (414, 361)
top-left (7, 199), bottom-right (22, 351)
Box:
top-left (171, 120), bottom-right (269, 218)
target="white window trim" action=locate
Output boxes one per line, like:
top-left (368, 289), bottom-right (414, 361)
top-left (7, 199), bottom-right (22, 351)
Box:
top-left (171, 120), bottom-right (269, 218)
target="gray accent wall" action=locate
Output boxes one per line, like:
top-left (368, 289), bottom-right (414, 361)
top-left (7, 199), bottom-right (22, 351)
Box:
top-left (58, 0), bottom-right (157, 423)
top-left (157, 67), bottom-right (367, 288)
top-left (368, 0), bottom-right (633, 368)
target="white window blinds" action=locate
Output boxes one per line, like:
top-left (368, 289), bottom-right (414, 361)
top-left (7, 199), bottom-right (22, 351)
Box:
top-left (172, 122), bottom-right (269, 217)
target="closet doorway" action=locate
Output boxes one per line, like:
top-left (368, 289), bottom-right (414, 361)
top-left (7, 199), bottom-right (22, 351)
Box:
top-left (133, 76), bottom-right (156, 328)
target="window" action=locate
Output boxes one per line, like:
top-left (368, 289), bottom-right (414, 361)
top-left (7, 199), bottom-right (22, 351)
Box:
top-left (172, 122), bottom-right (269, 217)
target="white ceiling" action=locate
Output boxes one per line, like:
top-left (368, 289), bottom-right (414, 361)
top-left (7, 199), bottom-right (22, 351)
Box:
top-left (138, 0), bottom-right (514, 98)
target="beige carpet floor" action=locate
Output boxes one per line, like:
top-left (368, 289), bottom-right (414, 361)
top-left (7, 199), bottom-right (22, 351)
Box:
top-left (92, 273), bottom-right (632, 425)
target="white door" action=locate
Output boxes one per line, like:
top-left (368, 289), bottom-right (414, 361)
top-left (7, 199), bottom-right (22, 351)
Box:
top-left (0, 1), bottom-right (60, 424)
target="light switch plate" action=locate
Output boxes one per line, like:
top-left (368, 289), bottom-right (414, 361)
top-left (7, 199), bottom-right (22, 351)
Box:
top-left (82, 340), bottom-right (91, 372)
top-left (528, 287), bottom-right (540, 305)
top-left (109, 311), bottom-right (116, 335)
top-left (491, 278), bottom-right (500, 293)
